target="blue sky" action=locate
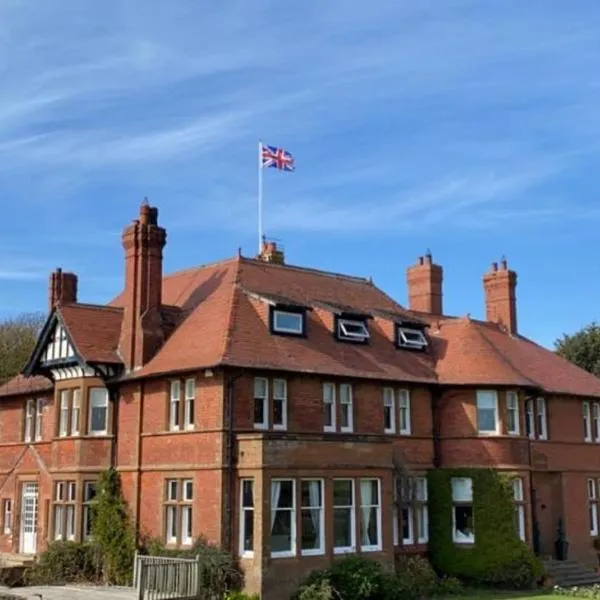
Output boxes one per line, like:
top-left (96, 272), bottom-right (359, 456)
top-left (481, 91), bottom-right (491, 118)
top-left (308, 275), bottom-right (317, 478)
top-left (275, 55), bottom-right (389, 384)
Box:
top-left (1, 1), bottom-right (599, 348)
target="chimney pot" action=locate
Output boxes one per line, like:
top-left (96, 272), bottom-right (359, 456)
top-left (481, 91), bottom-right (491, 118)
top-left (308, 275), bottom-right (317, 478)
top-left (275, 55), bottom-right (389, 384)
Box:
top-left (418, 256), bottom-right (424, 265)
top-left (258, 240), bottom-right (285, 264)
top-left (491, 262), bottom-right (498, 272)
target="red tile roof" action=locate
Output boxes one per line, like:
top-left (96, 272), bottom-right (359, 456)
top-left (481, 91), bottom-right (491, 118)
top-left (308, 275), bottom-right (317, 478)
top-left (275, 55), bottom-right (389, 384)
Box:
top-left (59, 304), bottom-right (123, 364)
top-left (2, 253), bottom-right (600, 399)
top-left (0, 374), bottom-right (52, 397)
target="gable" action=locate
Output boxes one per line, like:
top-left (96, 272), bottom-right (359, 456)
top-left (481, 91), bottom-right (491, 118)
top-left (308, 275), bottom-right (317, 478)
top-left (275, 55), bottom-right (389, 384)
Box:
top-left (23, 312), bottom-right (82, 377)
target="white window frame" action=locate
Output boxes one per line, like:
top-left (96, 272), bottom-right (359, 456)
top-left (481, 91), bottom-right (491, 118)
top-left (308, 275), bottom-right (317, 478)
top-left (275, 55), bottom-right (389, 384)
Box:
top-left (337, 318), bottom-right (370, 342)
top-left (476, 390), bottom-right (499, 435)
top-left (415, 477), bottom-right (429, 543)
top-left (584, 401), bottom-right (592, 442)
top-left (35, 398), bottom-right (44, 441)
top-left (169, 380), bottom-right (181, 432)
top-left (383, 388), bottom-right (395, 434)
top-left (71, 389), bottom-right (80, 436)
top-left (359, 478), bottom-right (382, 552)
top-left (506, 391), bottom-right (520, 436)
top-left (270, 479), bottom-right (296, 558)
top-left (82, 481), bottom-right (97, 540)
top-left (239, 479), bottom-right (254, 557)
top-left (340, 384), bottom-right (353, 433)
top-left (181, 480), bottom-right (193, 546)
top-left (398, 389), bottom-right (411, 435)
top-left (272, 379), bottom-right (288, 431)
top-left (593, 402), bottom-right (600, 442)
top-left (513, 478), bottom-right (526, 542)
top-left (273, 310), bottom-right (304, 335)
top-left (397, 326), bottom-right (428, 349)
top-left (392, 476), bottom-right (399, 546)
top-left (589, 479), bottom-right (598, 536)
top-left (165, 479), bottom-right (178, 545)
top-left (88, 388), bottom-right (109, 436)
top-left (253, 377), bottom-right (268, 430)
top-left (323, 383), bottom-right (336, 433)
top-left (536, 397), bottom-right (548, 440)
top-left (401, 479), bottom-right (414, 545)
top-left (300, 479), bottom-right (325, 556)
top-left (59, 390), bottom-right (69, 437)
top-left (184, 378), bottom-right (195, 430)
top-left (452, 477), bottom-right (474, 544)
top-left (2, 499), bottom-right (12, 535)
top-left (333, 479), bottom-right (356, 554)
top-left (24, 399), bottom-right (35, 443)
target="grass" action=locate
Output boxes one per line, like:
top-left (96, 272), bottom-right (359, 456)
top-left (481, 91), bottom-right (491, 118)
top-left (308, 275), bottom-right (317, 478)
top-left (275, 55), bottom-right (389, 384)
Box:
top-left (442, 590), bottom-right (551, 599)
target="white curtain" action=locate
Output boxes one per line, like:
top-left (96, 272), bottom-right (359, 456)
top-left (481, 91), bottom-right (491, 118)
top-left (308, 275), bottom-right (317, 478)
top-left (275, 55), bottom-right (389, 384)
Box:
top-left (360, 480), bottom-right (373, 546)
top-left (308, 481), bottom-right (320, 533)
top-left (270, 482), bottom-right (281, 531)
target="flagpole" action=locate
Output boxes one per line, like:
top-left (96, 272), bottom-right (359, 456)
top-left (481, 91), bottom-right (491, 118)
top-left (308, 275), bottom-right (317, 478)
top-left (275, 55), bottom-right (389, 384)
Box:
top-left (258, 140), bottom-right (263, 253)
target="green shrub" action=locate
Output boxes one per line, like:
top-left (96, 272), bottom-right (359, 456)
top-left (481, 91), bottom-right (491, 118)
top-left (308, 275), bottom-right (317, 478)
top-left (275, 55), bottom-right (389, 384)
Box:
top-left (395, 555), bottom-right (438, 597)
top-left (91, 467), bottom-right (136, 585)
top-left (25, 541), bottom-right (103, 585)
top-left (296, 579), bottom-right (336, 600)
top-left (435, 575), bottom-right (464, 596)
top-left (428, 468), bottom-right (542, 588)
top-left (143, 535), bottom-right (243, 597)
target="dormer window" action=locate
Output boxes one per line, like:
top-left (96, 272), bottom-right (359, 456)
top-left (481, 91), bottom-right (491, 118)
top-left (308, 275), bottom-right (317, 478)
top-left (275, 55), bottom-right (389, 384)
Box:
top-left (396, 326), bottom-right (427, 350)
top-left (269, 307), bottom-right (306, 337)
top-left (337, 318), bottom-right (370, 343)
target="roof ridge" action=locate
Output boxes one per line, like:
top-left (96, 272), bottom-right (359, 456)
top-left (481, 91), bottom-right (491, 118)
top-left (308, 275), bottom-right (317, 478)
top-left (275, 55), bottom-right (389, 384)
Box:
top-left (221, 259), bottom-right (242, 361)
top-left (242, 256), bottom-right (370, 284)
top-left (163, 256), bottom-right (238, 280)
top-left (66, 302), bottom-right (123, 313)
top-left (474, 323), bottom-right (539, 388)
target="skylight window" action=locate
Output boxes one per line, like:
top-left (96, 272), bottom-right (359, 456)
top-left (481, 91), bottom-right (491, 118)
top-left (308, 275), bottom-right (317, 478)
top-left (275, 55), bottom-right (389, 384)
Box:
top-left (397, 326), bottom-right (428, 350)
top-left (337, 318), bottom-right (370, 342)
top-left (272, 309), bottom-right (304, 335)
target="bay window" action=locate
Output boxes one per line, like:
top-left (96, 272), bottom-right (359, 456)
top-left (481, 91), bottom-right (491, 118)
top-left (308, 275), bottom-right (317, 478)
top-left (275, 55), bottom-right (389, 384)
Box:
top-left (239, 479), bottom-right (254, 557)
top-left (333, 479), bottom-right (355, 553)
top-left (360, 479), bottom-right (381, 551)
top-left (270, 479), bottom-right (295, 557)
top-left (300, 479), bottom-right (324, 555)
top-left (452, 477), bottom-right (474, 544)
top-left (513, 478), bottom-right (525, 541)
top-left (88, 388), bottom-right (108, 435)
top-left (536, 397), bottom-right (548, 440)
top-left (476, 390), bottom-right (498, 434)
top-left (506, 391), bottom-right (519, 435)
top-left (589, 479), bottom-right (598, 536)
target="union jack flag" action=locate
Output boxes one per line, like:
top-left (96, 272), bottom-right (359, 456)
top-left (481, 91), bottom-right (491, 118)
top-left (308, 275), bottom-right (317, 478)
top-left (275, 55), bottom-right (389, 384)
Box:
top-left (261, 143), bottom-right (295, 171)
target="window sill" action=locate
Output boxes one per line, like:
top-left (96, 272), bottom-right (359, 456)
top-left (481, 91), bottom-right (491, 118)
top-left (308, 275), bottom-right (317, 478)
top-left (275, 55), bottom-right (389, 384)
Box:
top-left (361, 545), bottom-right (382, 553)
top-left (301, 549), bottom-right (324, 557)
top-left (323, 427), bottom-right (336, 433)
top-left (273, 425), bottom-right (287, 432)
top-left (384, 429), bottom-right (396, 435)
top-left (240, 551), bottom-right (254, 559)
top-left (333, 547), bottom-right (356, 555)
top-left (340, 427), bottom-right (354, 434)
top-left (271, 551), bottom-right (295, 559)
top-left (399, 430), bottom-right (412, 436)
top-left (453, 540), bottom-right (475, 546)
top-left (253, 424), bottom-right (268, 431)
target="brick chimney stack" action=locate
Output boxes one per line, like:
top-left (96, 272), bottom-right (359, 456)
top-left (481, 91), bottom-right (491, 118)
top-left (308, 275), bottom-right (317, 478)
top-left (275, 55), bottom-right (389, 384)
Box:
top-left (48, 268), bottom-right (78, 310)
top-left (258, 240), bottom-right (285, 265)
top-left (483, 258), bottom-right (517, 335)
top-left (406, 252), bottom-right (443, 314)
top-left (119, 201), bottom-right (167, 371)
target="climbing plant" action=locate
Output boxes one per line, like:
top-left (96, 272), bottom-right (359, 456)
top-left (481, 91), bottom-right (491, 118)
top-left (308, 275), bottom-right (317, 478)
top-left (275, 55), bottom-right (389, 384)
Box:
top-left (91, 467), bottom-right (136, 585)
top-left (427, 468), bottom-right (542, 589)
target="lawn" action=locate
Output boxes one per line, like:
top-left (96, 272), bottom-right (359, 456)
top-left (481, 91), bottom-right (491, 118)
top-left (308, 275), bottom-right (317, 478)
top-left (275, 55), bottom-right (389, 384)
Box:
top-left (443, 590), bottom-right (551, 599)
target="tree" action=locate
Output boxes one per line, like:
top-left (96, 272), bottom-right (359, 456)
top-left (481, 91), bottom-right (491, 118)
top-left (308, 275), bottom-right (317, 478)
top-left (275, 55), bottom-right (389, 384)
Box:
top-left (555, 322), bottom-right (600, 377)
top-left (91, 468), bottom-right (136, 585)
top-left (0, 312), bottom-right (45, 383)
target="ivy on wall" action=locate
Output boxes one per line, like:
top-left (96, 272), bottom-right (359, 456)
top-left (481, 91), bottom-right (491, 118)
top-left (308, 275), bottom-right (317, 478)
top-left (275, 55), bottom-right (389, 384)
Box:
top-left (427, 468), bottom-right (542, 588)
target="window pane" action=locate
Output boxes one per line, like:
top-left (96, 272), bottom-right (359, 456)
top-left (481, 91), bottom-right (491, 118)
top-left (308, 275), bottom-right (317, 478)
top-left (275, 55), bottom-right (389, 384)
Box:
top-left (89, 388), bottom-right (108, 433)
top-left (243, 509), bottom-right (254, 552)
top-left (301, 480), bottom-right (322, 508)
top-left (333, 507), bottom-right (352, 548)
top-left (333, 480), bottom-right (353, 506)
top-left (401, 507), bottom-right (413, 542)
top-left (167, 480), bottom-right (178, 501)
top-left (454, 506), bottom-right (474, 542)
top-left (323, 383), bottom-right (334, 403)
top-left (340, 384), bottom-right (352, 404)
top-left (84, 482), bottom-right (97, 502)
top-left (254, 378), bottom-right (267, 398)
top-left (183, 480), bottom-right (193, 501)
top-left (273, 399), bottom-right (285, 427)
top-left (271, 508), bottom-right (292, 553)
top-left (451, 478), bottom-right (473, 502)
top-left (170, 380), bottom-right (181, 400)
top-left (185, 379), bottom-right (195, 399)
top-left (254, 397), bottom-right (265, 425)
top-left (512, 478), bottom-right (523, 501)
top-left (274, 311), bottom-right (303, 333)
top-left (276, 481), bottom-right (294, 508)
top-left (242, 480), bottom-right (254, 508)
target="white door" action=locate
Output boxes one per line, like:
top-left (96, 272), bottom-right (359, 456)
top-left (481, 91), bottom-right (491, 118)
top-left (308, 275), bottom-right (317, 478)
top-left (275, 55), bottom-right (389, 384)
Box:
top-left (20, 482), bottom-right (38, 554)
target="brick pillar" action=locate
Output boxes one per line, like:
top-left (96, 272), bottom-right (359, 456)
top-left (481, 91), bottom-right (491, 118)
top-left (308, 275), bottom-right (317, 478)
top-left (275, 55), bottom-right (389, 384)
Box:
top-left (483, 259), bottom-right (517, 335)
top-left (48, 268), bottom-right (78, 310)
top-left (406, 252), bottom-right (443, 314)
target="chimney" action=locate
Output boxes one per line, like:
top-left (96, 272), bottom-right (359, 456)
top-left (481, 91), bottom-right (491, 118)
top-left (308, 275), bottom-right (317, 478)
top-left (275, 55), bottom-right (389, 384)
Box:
top-left (119, 201), bottom-right (167, 371)
top-left (48, 268), bottom-right (78, 310)
top-left (406, 252), bottom-right (443, 314)
top-left (258, 239), bottom-right (285, 265)
top-left (483, 259), bottom-right (517, 334)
